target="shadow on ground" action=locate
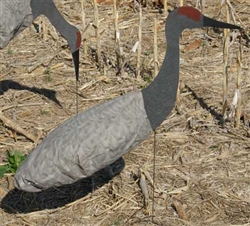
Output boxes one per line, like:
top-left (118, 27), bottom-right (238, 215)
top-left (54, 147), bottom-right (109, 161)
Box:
top-left (1, 158), bottom-right (125, 213)
top-left (185, 84), bottom-right (223, 121)
top-left (0, 80), bottom-right (62, 107)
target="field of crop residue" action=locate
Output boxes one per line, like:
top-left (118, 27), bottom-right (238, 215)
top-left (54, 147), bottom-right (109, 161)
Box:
top-left (0, 0), bottom-right (249, 225)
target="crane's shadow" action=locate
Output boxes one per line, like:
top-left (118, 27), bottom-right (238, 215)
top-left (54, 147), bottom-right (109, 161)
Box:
top-left (0, 80), bottom-right (62, 107)
top-left (1, 158), bottom-right (125, 213)
top-left (185, 84), bottom-right (223, 121)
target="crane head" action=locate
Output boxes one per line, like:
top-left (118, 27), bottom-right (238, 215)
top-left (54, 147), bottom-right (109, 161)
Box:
top-left (170, 6), bottom-right (241, 31)
top-left (177, 6), bottom-right (202, 22)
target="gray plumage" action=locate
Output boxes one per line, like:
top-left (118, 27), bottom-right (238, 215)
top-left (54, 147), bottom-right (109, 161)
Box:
top-left (15, 92), bottom-right (152, 192)
top-left (0, 0), bottom-right (80, 80)
top-left (0, 0), bottom-right (32, 48)
top-left (14, 7), bottom-right (240, 192)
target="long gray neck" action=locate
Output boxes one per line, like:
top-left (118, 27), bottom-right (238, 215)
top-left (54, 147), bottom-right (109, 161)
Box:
top-left (30, 0), bottom-right (78, 52)
top-left (142, 30), bottom-right (180, 130)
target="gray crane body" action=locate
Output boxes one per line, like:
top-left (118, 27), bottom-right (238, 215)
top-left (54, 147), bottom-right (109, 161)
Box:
top-left (0, 0), bottom-right (32, 48)
top-left (0, 0), bottom-right (80, 80)
top-left (14, 7), bottom-right (241, 192)
top-left (15, 92), bottom-right (152, 192)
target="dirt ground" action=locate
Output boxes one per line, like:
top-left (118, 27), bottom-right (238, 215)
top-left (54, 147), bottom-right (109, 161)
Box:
top-left (0, 0), bottom-right (250, 225)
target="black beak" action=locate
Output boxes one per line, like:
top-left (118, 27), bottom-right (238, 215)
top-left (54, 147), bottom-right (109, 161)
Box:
top-left (72, 50), bottom-right (79, 81)
top-left (203, 16), bottom-right (241, 30)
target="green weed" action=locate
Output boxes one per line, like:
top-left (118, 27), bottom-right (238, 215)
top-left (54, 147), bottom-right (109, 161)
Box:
top-left (0, 150), bottom-right (27, 179)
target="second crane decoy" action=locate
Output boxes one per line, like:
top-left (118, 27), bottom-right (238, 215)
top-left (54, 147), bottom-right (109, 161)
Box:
top-left (14, 6), bottom-right (241, 192)
top-left (0, 0), bottom-right (81, 104)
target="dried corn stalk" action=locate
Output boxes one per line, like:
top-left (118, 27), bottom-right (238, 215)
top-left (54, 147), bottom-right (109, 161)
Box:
top-left (136, 7), bottom-right (142, 79)
top-left (222, 0), bottom-right (230, 119)
top-left (164, 0), bottom-right (168, 16)
top-left (153, 18), bottom-right (158, 77)
top-left (81, 0), bottom-right (87, 56)
top-left (94, 0), bottom-right (101, 67)
top-left (114, 0), bottom-right (122, 73)
top-left (236, 38), bottom-right (243, 128)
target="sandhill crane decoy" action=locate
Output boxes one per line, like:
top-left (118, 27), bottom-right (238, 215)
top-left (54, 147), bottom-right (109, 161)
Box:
top-left (14, 6), bottom-right (241, 192)
top-left (0, 0), bottom-right (81, 105)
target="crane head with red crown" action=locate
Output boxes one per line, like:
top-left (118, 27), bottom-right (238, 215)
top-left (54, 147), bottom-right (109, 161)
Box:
top-left (166, 6), bottom-right (240, 33)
